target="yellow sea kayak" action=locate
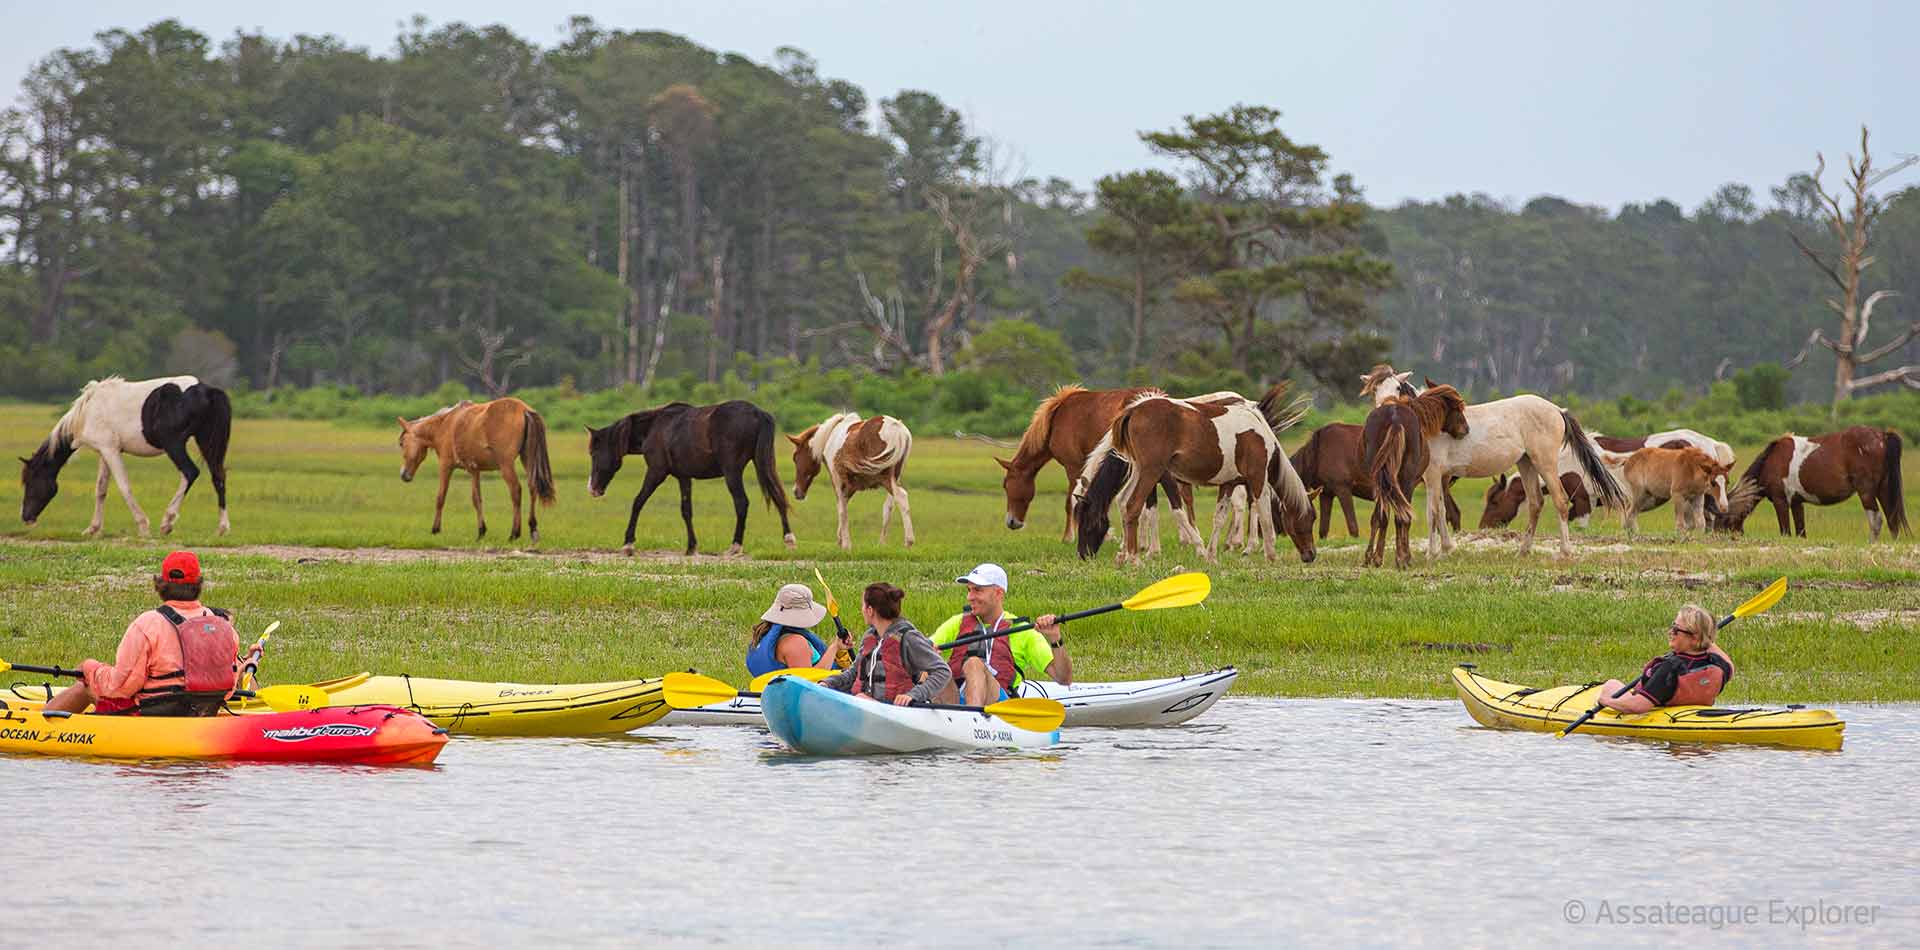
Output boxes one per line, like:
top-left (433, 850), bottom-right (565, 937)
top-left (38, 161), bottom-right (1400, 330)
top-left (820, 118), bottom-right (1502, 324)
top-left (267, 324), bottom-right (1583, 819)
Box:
top-left (1451, 666), bottom-right (1844, 751)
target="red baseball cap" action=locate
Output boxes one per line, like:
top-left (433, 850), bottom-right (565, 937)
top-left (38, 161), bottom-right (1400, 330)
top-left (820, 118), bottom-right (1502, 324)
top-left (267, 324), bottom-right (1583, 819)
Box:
top-left (160, 550), bottom-right (201, 584)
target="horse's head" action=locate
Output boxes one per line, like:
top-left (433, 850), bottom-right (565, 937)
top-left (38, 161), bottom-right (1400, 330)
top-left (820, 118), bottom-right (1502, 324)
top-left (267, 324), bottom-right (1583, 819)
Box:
top-left (396, 417), bottom-right (431, 483)
top-left (788, 428), bottom-right (822, 501)
top-left (585, 417), bottom-right (634, 498)
top-left (1421, 385), bottom-right (1471, 439)
top-left (1706, 459), bottom-right (1734, 514)
top-left (998, 456), bottom-right (1035, 530)
top-left (1478, 473), bottom-right (1520, 529)
top-left (19, 440), bottom-right (70, 526)
top-left (1357, 364), bottom-right (1398, 398)
top-left (1278, 492), bottom-right (1317, 563)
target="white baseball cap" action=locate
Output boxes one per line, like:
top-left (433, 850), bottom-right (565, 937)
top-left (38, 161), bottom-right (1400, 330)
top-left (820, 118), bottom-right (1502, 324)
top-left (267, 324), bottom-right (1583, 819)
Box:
top-left (955, 563), bottom-right (1009, 591)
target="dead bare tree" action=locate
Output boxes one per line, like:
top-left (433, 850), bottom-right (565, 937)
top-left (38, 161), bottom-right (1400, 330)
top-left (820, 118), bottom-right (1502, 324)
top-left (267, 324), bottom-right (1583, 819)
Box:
top-left (458, 324), bottom-right (534, 398)
top-left (1783, 126), bottom-right (1920, 410)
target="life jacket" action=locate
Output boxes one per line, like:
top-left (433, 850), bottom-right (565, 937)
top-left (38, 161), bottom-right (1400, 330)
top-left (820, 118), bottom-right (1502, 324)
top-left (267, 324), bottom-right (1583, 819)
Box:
top-left (1637, 650), bottom-right (1734, 708)
top-left (946, 611), bottom-right (1017, 696)
top-left (851, 631), bottom-right (918, 703)
top-left (745, 624), bottom-right (831, 676)
top-left (137, 605), bottom-right (239, 717)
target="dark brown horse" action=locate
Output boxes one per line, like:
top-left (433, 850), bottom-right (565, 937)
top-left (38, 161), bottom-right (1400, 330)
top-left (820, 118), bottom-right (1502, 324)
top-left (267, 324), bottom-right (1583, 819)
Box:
top-left (1723, 427), bottom-right (1906, 540)
top-left (587, 400), bottom-right (795, 556)
top-left (998, 385), bottom-right (1188, 548)
top-left (398, 397), bottom-right (555, 543)
top-left (1363, 386), bottom-right (1470, 568)
top-left (1291, 422), bottom-right (1460, 538)
top-left (1479, 472), bottom-right (1593, 529)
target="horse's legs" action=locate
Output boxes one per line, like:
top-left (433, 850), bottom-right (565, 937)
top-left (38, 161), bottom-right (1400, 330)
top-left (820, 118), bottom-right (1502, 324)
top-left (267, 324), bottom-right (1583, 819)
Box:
top-left (1423, 469), bottom-right (1453, 559)
top-left (1790, 498), bottom-right (1807, 538)
top-left (469, 469), bottom-right (487, 540)
top-left (85, 457), bottom-right (111, 536)
top-left (892, 479), bottom-right (915, 548)
top-left (1513, 457), bottom-right (1546, 556)
top-left (500, 463), bottom-right (524, 542)
top-left (523, 461), bottom-right (540, 545)
top-left (835, 485), bottom-right (853, 551)
top-left (1867, 505), bottom-right (1885, 542)
top-left (97, 448), bottom-right (151, 537)
top-left (722, 469), bottom-right (748, 556)
top-left (1394, 486), bottom-right (1414, 569)
top-left (157, 441), bottom-right (200, 536)
top-left (622, 468), bottom-right (669, 555)
top-left (431, 461), bottom-right (452, 534)
top-left (1253, 482), bottom-right (1278, 561)
top-left (1061, 469), bottom-right (1077, 544)
top-left (1316, 490), bottom-right (1332, 539)
top-left (1206, 488), bottom-right (1237, 564)
top-left (1365, 499), bottom-right (1386, 567)
top-left (192, 430), bottom-right (229, 536)
top-left (879, 486), bottom-right (894, 542)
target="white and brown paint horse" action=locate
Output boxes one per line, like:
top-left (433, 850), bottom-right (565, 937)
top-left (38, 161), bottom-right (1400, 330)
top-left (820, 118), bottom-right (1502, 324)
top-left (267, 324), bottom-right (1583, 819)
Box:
top-left (1362, 366), bottom-right (1626, 558)
top-left (790, 412), bottom-right (915, 550)
top-left (1075, 389), bottom-right (1315, 565)
top-left (1597, 446), bottom-right (1733, 535)
top-left (20, 376), bottom-right (231, 536)
top-left (1723, 427), bottom-right (1907, 540)
top-left (398, 397), bottom-right (555, 543)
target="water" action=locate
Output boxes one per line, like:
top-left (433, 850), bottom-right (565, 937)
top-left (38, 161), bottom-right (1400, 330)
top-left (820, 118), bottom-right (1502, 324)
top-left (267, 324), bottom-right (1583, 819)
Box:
top-left (3, 699), bottom-right (1914, 948)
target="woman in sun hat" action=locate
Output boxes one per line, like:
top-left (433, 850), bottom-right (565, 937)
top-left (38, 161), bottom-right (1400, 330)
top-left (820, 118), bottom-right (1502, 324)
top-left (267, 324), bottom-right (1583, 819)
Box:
top-left (744, 583), bottom-right (845, 676)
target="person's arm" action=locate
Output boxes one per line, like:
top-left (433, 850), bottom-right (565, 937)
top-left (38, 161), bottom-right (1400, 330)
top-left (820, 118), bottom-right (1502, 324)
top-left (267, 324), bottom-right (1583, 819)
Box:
top-left (818, 664), bottom-right (857, 694)
top-left (1036, 615), bottom-right (1073, 685)
top-left (1599, 687), bottom-right (1657, 714)
top-left (81, 617), bottom-right (154, 701)
top-left (901, 633), bottom-right (953, 705)
top-left (1606, 658), bottom-right (1675, 713)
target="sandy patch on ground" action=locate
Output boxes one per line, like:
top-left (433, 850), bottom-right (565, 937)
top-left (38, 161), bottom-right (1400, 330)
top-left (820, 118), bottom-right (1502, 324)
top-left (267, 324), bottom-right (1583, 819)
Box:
top-left (1775, 608), bottom-right (1920, 630)
top-left (1, 538), bottom-right (751, 566)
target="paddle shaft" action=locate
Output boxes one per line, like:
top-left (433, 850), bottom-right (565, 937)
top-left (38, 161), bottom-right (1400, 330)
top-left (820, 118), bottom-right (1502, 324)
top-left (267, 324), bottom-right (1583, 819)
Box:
top-left (730, 684), bottom-right (1027, 719)
top-left (1560, 609), bottom-right (1741, 736)
top-left (940, 603), bottom-right (1116, 651)
top-left (8, 662), bottom-right (81, 678)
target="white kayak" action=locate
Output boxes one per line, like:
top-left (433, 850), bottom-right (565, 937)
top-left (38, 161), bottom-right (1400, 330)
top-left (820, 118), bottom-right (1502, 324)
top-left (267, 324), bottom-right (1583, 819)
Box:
top-left (760, 676), bottom-right (1058, 755)
top-left (658, 667), bottom-right (1238, 728)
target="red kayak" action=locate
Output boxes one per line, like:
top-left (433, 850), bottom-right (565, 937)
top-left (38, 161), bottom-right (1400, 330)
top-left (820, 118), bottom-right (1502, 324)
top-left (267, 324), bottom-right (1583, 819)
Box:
top-left (0, 702), bottom-right (449, 765)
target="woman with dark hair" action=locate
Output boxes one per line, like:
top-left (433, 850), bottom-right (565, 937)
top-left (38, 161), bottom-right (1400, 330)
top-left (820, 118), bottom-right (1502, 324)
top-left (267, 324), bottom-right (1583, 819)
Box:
top-left (816, 583), bottom-right (950, 706)
top-left (744, 583), bottom-right (845, 676)
top-left (44, 550), bottom-right (240, 716)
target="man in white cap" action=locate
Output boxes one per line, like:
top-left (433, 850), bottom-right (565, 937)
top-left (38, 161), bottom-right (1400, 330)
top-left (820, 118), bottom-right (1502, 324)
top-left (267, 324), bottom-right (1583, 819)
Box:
top-left (929, 563), bottom-right (1070, 706)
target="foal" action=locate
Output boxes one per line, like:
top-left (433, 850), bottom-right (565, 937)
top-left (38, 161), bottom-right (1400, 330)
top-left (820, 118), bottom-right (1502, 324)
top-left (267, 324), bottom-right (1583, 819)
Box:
top-left (1362, 385), bottom-right (1469, 568)
top-left (398, 398), bottom-right (556, 543)
top-left (1597, 446), bottom-right (1731, 535)
top-left (790, 412), bottom-right (915, 550)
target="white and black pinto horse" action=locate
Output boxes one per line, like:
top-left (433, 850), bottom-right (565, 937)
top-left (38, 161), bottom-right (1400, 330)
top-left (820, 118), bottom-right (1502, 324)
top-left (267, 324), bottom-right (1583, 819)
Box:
top-left (20, 376), bottom-right (232, 536)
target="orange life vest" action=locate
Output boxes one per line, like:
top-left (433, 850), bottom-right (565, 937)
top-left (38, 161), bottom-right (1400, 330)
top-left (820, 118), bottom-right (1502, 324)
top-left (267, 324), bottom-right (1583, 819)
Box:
top-left (852, 633), bottom-right (917, 703)
top-left (1636, 650), bottom-right (1733, 707)
top-left (946, 611), bottom-right (1017, 696)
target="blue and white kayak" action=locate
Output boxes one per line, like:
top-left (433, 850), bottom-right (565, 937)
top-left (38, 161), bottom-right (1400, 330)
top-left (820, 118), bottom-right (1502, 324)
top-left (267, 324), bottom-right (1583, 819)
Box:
top-left (759, 676), bottom-right (1060, 755)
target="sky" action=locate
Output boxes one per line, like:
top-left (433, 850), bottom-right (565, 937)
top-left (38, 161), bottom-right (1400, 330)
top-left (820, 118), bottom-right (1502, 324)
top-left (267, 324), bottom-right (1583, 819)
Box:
top-left (3, 1), bottom-right (1917, 211)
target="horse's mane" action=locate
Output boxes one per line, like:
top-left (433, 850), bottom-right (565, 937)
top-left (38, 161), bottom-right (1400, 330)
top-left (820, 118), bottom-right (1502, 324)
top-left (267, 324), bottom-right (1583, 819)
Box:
top-left (48, 376), bottom-right (126, 449)
top-left (1014, 385), bottom-right (1085, 462)
top-left (806, 411), bottom-right (861, 462)
top-left (1400, 384), bottom-right (1466, 437)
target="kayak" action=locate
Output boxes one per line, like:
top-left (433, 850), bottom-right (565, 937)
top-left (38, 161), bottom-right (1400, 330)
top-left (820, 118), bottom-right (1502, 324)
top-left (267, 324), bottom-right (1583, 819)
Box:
top-left (659, 668), bottom-right (1238, 728)
top-left (6, 673), bottom-right (669, 738)
top-left (0, 702), bottom-right (446, 764)
top-left (760, 675), bottom-right (1059, 755)
top-left (1451, 666), bottom-right (1845, 751)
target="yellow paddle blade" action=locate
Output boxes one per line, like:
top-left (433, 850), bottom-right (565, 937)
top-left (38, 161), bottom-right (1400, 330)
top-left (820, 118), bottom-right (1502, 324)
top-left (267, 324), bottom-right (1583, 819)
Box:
top-left (663, 671), bottom-right (745, 709)
top-left (259, 620), bottom-right (282, 639)
top-left (813, 566), bottom-right (841, 617)
top-left (981, 696), bottom-right (1065, 733)
top-left (254, 684), bottom-right (328, 712)
top-left (748, 667), bottom-right (834, 693)
top-left (1121, 572), bottom-right (1212, 611)
top-left (1733, 577), bottom-right (1788, 619)
top-left (0, 661), bottom-right (10, 674)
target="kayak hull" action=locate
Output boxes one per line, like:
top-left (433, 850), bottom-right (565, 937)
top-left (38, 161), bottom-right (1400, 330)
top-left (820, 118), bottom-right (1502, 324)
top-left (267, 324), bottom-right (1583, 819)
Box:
top-left (0, 703), bottom-right (447, 764)
top-left (661, 668), bottom-right (1236, 728)
top-left (760, 676), bottom-right (1059, 755)
top-left (1451, 666), bottom-right (1844, 751)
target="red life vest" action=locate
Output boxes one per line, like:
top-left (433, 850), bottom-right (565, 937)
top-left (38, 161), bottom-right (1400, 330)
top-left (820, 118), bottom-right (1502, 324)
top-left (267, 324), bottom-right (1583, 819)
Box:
top-left (852, 632), bottom-right (918, 703)
top-left (947, 611), bottom-right (1017, 696)
top-left (1637, 650), bottom-right (1733, 707)
top-left (139, 605), bottom-right (239, 715)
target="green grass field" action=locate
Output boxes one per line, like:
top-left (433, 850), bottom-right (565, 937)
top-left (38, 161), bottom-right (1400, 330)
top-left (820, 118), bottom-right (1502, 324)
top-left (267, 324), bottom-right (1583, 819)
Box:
top-left (2, 403), bottom-right (1914, 701)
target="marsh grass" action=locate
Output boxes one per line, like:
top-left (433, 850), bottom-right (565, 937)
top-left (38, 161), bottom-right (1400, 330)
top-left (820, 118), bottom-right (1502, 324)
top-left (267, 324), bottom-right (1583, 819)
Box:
top-left (2, 404), bottom-right (1914, 700)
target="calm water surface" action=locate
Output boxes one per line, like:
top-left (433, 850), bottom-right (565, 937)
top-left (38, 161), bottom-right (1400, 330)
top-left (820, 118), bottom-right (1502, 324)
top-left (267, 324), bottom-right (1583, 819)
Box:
top-left (3, 699), bottom-right (1914, 948)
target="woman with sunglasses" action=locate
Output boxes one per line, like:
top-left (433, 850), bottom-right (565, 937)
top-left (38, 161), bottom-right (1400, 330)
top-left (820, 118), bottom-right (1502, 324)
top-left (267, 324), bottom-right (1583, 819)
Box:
top-left (1597, 604), bottom-right (1735, 713)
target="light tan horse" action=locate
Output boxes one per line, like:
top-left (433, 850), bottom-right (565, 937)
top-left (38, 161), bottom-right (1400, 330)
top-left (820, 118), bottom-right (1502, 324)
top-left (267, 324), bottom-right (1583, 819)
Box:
top-left (789, 412), bottom-right (915, 550)
top-left (1599, 446), bottom-right (1733, 534)
top-left (398, 397), bottom-right (555, 543)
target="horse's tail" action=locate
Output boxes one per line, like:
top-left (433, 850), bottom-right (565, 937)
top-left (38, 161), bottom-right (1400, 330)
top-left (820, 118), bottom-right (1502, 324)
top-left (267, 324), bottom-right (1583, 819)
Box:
top-left (1256, 382), bottom-right (1312, 436)
top-left (1075, 442), bottom-right (1130, 560)
top-left (752, 410), bottom-right (793, 517)
top-left (1882, 430), bottom-right (1908, 538)
top-left (1371, 423), bottom-right (1413, 521)
top-left (520, 409), bottom-right (556, 506)
top-left (1723, 437), bottom-right (1782, 528)
top-left (1561, 410), bottom-right (1628, 509)
top-left (192, 386), bottom-right (233, 481)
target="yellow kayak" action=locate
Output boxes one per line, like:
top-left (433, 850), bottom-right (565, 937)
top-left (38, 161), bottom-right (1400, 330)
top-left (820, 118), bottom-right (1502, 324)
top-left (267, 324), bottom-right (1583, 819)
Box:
top-left (1451, 666), bottom-right (1844, 751)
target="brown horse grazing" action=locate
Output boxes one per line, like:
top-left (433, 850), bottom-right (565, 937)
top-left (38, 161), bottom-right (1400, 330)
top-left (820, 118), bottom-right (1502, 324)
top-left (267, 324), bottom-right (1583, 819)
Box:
top-left (587, 400), bottom-right (795, 557)
top-left (1479, 472), bottom-right (1593, 529)
top-left (789, 412), bottom-right (914, 550)
top-left (1723, 427), bottom-right (1907, 540)
top-left (398, 398), bottom-right (556, 543)
top-left (1291, 422), bottom-right (1461, 538)
top-left (999, 384), bottom-right (1189, 551)
top-left (1362, 386), bottom-right (1471, 568)
top-left (1598, 446), bottom-right (1733, 534)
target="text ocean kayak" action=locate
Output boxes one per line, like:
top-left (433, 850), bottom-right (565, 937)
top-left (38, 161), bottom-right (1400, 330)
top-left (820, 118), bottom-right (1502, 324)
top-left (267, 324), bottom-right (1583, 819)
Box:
top-left (0, 702), bottom-right (447, 764)
top-left (659, 668), bottom-right (1237, 728)
top-left (1451, 666), bottom-right (1844, 751)
top-left (760, 675), bottom-right (1059, 755)
top-left (247, 673), bottom-right (670, 737)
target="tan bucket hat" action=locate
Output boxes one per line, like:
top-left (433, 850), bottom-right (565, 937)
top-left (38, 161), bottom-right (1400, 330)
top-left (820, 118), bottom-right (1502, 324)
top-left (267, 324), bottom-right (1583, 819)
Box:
top-left (761, 583), bottom-right (827, 627)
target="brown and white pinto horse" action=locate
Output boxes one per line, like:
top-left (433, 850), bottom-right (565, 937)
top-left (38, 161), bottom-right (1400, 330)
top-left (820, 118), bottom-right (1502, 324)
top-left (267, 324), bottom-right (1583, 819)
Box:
top-left (20, 376), bottom-right (232, 536)
top-left (1479, 472), bottom-right (1592, 529)
top-left (1362, 385), bottom-right (1470, 568)
top-left (789, 412), bottom-right (915, 550)
top-left (398, 397), bottom-right (555, 543)
top-left (998, 385), bottom-right (1187, 550)
top-left (1596, 446), bottom-right (1731, 534)
top-left (1723, 427), bottom-right (1907, 540)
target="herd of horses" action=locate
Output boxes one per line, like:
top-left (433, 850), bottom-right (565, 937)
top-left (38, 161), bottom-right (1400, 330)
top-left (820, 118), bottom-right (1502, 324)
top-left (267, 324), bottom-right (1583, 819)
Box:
top-left (15, 373), bottom-right (1912, 565)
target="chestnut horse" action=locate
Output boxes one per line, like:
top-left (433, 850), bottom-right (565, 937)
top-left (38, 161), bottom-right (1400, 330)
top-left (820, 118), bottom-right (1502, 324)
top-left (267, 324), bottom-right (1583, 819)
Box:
top-left (398, 398), bottom-right (555, 543)
top-left (1597, 446), bottom-right (1733, 534)
top-left (1362, 385), bottom-right (1470, 568)
top-left (587, 400), bottom-right (795, 556)
top-left (1723, 427), bottom-right (1906, 540)
top-left (1291, 422), bottom-right (1461, 538)
top-left (1479, 472), bottom-right (1592, 529)
top-left (1569, 428), bottom-right (1736, 527)
top-left (790, 412), bottom-right (915, 550)
top-left (998, 385), bottom-right (1188, 550)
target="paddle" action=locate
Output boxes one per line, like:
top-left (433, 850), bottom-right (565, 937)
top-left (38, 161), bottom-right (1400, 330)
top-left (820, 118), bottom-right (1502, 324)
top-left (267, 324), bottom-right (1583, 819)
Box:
top-left (747, 666), bottom-right (834, 693)
top-left (662, 671), bottom-right (1066, 733)
top-left (813, 566), bottom-right (856, 667)
top-left (1556, 576), bottom-right (1787, 739)
top-left (0, 658), bottom-right (327, 713)
top-left (939, 572), bottom-right (1212, 652)
top-left (239, 620), bottom-right (281, 692)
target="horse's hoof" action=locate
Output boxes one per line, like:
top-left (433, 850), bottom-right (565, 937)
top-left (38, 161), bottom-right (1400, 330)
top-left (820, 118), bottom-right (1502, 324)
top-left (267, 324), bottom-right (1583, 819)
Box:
top-left (529, 530), bottom-right (539, 545)
top-left (621, 544), bottom-right (635, 557)
top-left (431, 525), bottom-right (442, 535)
top-left (783, 533), bottom-right (797, 550)
top-left (725, 543), bottom-right (744, 557)
top-left (83, 526), bottom-right (100, 538)
top-left (159, 521), bottom-right (175, 536)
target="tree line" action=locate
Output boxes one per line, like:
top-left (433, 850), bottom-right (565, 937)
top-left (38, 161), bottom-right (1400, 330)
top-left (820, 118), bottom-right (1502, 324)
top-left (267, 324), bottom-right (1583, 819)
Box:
top-left (2, 17), bottom-right (1915, 411)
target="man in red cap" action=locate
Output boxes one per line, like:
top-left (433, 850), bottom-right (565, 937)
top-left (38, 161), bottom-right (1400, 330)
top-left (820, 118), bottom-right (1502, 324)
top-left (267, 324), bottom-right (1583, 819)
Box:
top-left (44, 550), bottom-right (241, 716)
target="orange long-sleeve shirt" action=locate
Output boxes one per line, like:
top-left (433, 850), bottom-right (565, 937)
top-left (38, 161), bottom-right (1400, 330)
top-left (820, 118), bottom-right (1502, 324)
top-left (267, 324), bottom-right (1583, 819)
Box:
top-left (80, 601), bottom-right (237, 700)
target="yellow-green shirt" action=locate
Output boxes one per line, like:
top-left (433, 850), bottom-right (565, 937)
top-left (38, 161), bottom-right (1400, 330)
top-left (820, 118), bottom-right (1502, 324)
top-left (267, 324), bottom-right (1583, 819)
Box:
top-left (931, 610), bottom-right (1055, 686)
